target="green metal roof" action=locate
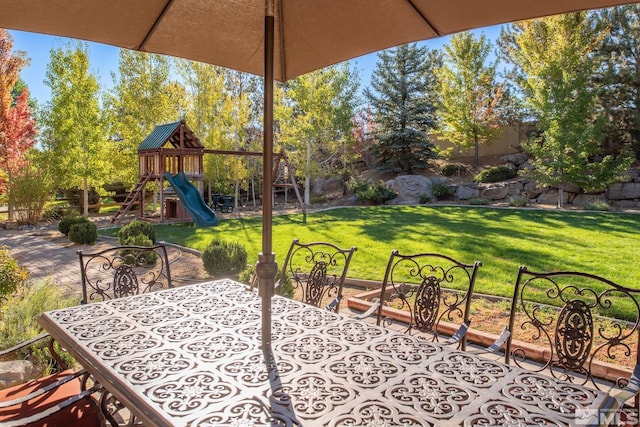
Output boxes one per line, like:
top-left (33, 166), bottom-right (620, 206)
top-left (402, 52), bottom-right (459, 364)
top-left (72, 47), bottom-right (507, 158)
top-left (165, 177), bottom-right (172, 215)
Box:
top-left (138, 121), bottom-right (182, 151)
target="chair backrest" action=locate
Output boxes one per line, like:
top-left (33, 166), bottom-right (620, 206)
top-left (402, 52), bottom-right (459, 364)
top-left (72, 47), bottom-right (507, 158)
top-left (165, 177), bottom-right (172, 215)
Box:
top-left (375, 250), bottom-right (482, 348)
top-left (505, 266), bottom-right (640, 392)
top-left (279, 239), bottom-right (356, 312)
top-left (78, 242), bottom-right (173, 304)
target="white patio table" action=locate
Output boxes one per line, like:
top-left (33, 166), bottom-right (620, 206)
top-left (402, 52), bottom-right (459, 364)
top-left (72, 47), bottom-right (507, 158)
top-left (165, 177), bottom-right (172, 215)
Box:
top-left (38, 279), bottom-right (608, 426)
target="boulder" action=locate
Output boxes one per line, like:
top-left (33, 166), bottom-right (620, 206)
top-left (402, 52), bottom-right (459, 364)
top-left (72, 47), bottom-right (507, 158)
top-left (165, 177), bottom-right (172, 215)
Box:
top-left (501, 153), bottom-right (528, 166)
top-left (553, 182), bottom-right (581, 194)
top-left (518, 161), bottom-right (534, 173)
top-left (456, 185), bottom-right (479, 200)
top-left (572, 194), bottom-right (606, 207)
top-left (481, 184), bottom-right (509, 200)
top-left (4, 221), bottom-right (18, 230)
top-left (536, 191), bottom-right (560, 206)
top-left (524, 182), bottom-right (544, 198)
top-left (608, 182), bottom-right (640, 200)
top-left (311, 179), bottom-right (324, 196)
top-left (508, 182), bottom-right (524, 195)
top-left (388, 175), bottom-right (433, 204)
top-left (322, 178), bottom-right (345, 195)
top-left (612, 199), bottom-right (640, 209)
top-left (0, 360), bottom-right (33, 390)
top-left (347, 196), bottom-right (362, 206)
top-left (619, 169), bottom-right (637, 183)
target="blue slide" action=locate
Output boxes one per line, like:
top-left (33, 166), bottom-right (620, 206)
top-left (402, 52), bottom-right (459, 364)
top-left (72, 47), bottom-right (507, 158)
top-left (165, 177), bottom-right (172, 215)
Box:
top-left (164, 172), bottom-right (219, 227)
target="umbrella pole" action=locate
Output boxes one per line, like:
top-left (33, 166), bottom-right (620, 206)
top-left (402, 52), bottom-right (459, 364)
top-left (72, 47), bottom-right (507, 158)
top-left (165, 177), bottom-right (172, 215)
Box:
top-left (257, 2), bottom-right (276, 350)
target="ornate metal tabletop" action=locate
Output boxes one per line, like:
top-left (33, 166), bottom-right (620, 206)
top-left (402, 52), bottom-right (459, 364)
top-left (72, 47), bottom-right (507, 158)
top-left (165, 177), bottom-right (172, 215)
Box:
top-left (38, 280), bottom-right (608, 426)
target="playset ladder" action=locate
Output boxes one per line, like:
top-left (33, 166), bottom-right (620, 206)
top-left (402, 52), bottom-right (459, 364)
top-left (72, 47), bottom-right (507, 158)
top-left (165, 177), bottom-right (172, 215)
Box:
top-left (111, 173), bottom-right (152, 224)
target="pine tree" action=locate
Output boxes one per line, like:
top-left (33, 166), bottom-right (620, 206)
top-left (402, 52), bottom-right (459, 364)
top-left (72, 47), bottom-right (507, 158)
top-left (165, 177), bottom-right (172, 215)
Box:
top-left (365, 43), bottom-right (440, 173)
top-left (594, 5), bottom-right (640, 157)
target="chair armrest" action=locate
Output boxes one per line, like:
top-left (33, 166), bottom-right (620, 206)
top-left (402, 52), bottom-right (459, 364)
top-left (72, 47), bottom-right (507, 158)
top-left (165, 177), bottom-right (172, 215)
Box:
top-left (0, 333), bottom-right (50, 358)
top-left (2, 383), bottom-right (103, 427)
top-left (444, 320), bottom-right (471, 345)
top-left (623, 363), bottom-right (640, 395)
top-left (485, 326), bottom-right (511, 353)
top-left (608, 363), bottom-right (640, 407)
top-left (354, 298), bottom-right (380, 320)
top-left (0, 370), bottom-right (87, 408)
top-left (0, 332), bottom-right (68, 370)
top-left (324, 294), bottom-right (343, 311)
top-left (581, 364), bottom-right (640, 427)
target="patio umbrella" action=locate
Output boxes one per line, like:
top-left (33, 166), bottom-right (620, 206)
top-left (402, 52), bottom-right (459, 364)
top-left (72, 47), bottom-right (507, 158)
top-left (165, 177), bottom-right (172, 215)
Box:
top-left (0, 0), bottom-right (636, 349)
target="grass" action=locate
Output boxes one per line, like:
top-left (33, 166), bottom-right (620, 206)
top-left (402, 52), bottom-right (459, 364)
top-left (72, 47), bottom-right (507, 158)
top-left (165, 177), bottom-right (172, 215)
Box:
top-left (100, 205), bottom-right (640, 303)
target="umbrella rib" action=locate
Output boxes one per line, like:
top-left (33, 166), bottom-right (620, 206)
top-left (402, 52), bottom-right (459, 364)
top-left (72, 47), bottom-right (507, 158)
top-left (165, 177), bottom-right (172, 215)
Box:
top-left (137, 0), bottom-right (177, 51)
top-left (276, 0), bottom-right (286, 81)
top-left (406, 0), bottom-right (442, 36)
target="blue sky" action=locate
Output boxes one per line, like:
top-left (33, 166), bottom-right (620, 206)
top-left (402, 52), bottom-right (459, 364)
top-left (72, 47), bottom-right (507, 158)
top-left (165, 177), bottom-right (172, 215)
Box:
top-left (8, 25), bottom-right (503, 106)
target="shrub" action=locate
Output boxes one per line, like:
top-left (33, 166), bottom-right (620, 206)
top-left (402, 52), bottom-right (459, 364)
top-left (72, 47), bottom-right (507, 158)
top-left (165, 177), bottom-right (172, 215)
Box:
top-left (584, 199), bottom-right (611, 211)
top-left (0, 246), bottom-right (28, 300)
top-left (432, 183), bottom-right (454, 200)
top-left (509, 195), bottom-right (528, 207)
top-left (309, 195), bottom-right (327, 204)
top-left (468, 197), bottom-right (489, 205)
top-left (43, 204), bottom-right (74, 221)
top-left (202, 239), bottom-right (248, 277)
top-left (120, 234), bottom-right (158, 265)
top-left (419, 194), bottom-right (431, 204)
top-left (0, 281), bottom-right (77, 375)
top-left (348, 179), bottom-right (397, 205)
top-left (8, 165), bottom-right (54, 224)
top-left (58, 216), bottom-right (90, 236)
top-left (238, 263), bottom-right (255, 285)
top-left (68, 221), bottom-right (98, 244)
top-left (441, 163), bottom-right (466, 177)
top-left (278, 274), bottom-right (295, 298)
top-left (118, 220), bottom-right (155, 244)
top-left (347, 178), bottom-right (370, 196)
top-left (473, 166), bottom-right (518, 183)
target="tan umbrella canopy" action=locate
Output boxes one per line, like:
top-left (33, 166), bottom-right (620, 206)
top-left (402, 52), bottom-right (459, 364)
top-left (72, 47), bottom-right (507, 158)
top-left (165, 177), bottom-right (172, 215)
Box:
top-left (0, 0), bottom-right (636, 348)
top-left (0, 0), bottom-right (637, 82)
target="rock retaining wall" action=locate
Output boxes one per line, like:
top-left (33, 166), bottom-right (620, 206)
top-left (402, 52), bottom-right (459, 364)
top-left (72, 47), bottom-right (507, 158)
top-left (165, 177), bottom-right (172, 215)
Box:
top-left (380, 155), bottom-right (640, 209)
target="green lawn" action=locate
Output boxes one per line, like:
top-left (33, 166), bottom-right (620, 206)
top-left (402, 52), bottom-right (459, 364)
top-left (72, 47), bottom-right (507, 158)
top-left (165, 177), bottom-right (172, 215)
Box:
top-left (101, 205), bottom-right (640, 300)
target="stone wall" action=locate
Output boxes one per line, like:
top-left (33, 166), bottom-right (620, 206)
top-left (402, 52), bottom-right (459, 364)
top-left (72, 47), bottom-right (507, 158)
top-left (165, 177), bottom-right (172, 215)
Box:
top-left (383, 154), bottom-right (640, 210)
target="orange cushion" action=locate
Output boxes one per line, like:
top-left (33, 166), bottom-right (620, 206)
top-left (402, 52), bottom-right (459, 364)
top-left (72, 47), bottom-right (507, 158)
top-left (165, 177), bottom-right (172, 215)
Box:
top-left (0, 369), bottom-right (100, 427)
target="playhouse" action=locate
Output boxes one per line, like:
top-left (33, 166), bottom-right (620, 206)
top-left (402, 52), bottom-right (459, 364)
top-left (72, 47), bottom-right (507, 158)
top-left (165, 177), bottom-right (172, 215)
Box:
top-left (112, 120), bottom-right (208, 224)
top-left (112, 120), bottom-right (304, 225)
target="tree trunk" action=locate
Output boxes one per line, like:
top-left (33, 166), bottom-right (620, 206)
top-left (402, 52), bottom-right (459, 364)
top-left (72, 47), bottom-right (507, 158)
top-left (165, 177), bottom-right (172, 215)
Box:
top-left (83, 176), bottom-right (89, 217)
top-left (558, 187), bottom-right (564, 209)
top-left (251, 176), bottom-right (256, 206)
top-left (304, 139), bottom-right (311, 206)
top-left (474, 134), bottom-right (480, 167)
top-left (7, 175), bottom-right (14, 222)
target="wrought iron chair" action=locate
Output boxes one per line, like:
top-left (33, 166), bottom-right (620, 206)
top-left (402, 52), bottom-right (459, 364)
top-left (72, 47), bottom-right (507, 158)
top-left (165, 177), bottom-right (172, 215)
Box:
top-left (0, 334), bottom-right (103, 427)
top-left (504, 266), bottom-right (640, 416)
top-left (277, 239), bottom-right (357, 312)
top-left (374, 250), bottom-right (482, 350)
top-left (77, 242), bottom-right (173, 304)
top-left (76, 242), bottom-right (174, 426)
top-left (591, 364), bottom-right (640, 427)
